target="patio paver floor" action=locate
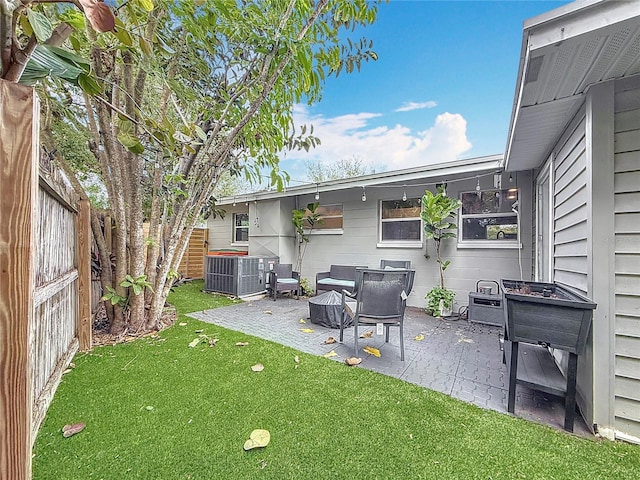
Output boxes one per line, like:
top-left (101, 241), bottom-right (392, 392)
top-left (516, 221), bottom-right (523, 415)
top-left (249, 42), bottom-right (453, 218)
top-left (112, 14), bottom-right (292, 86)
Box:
top-left (189, 296), bottom-right (592, 437)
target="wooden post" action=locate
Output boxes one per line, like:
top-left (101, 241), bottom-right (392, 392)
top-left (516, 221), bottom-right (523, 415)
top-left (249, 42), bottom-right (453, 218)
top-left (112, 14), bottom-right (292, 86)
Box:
top-left (0, 80), bottom-right (39, 480)
top-left (77, 199), bottom-right (92, 351)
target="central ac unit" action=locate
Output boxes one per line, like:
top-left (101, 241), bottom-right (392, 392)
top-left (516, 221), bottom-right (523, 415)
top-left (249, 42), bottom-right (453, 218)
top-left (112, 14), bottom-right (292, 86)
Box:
top-left (205, 255), bottom-right (279, 297)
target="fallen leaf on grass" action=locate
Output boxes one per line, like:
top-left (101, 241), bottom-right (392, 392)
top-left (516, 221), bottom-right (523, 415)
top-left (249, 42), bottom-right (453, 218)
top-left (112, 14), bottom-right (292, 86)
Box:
top-left (62, 422), bottom-right (86, 438)
top-left (323, 336), bottom-right (337, 344)
top-left (323, 350), bottom-right (337, 358)
top-left (251, 363), bottom-right (264, 372)
top-left (363, 346), bottom-right (381, 357)
top-left (207, 338), bottom-right (219, 347)
top-left (236, 342), bottom-right (249, 347)
top-left (188, 338), bottom-right (201, 348)
top-left (344, 357), bottom-right (362, 366)
top-left (414, 334), bottom-right (425, 341)
top-left (299, 318), bottom-right (306, 324)
top-left (179, 322), bottom-right (187, 326)
top-left (243, 429), bottom-right (270, 451)
top-left (300, 328), bottom-right (314, 333)
top-left (360, 331), bottom-right (373, 338)
top-left (194, 329), bottom-right (203, 333)
top-left (294, 356), bottom-right (300, 364)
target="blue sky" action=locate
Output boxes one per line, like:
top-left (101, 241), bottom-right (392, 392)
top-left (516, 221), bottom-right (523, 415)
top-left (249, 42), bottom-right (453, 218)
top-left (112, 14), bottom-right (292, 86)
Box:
top-left (279, 0), bottom-right (572, 184)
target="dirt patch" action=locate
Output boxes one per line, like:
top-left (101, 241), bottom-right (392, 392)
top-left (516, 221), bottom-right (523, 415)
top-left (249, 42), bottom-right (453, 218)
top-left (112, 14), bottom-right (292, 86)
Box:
top-left (92, 303), bottom-right (177, 346)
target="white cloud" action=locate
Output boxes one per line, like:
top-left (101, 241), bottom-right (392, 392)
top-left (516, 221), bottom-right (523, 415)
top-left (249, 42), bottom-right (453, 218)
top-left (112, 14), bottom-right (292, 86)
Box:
top-left (282, 105), bottom-right (472, 177)
top-left (394, 101), bottom-right (437, 112)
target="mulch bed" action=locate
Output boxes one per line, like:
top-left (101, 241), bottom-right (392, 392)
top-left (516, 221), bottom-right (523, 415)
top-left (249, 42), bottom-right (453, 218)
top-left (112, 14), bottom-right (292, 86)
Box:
top-left (92, 303), bottom-right (177, 346)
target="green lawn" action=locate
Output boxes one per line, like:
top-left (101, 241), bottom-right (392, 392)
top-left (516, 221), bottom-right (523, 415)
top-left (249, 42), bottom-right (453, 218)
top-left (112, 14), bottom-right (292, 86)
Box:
top-left (32, 281), bottom-right (639, 479)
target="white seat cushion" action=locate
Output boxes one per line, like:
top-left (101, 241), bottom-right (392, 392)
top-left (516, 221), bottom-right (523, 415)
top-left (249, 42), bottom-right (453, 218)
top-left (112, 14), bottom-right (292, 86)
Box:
top-left (317, 278), bottom-right (355, 288)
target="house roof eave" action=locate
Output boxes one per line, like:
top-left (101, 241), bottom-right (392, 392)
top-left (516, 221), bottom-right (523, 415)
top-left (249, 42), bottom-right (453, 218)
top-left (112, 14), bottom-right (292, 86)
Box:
top-left (217, 154), bottom-right (504, 206)
top-left (505, 0), bottom-right (640, 172)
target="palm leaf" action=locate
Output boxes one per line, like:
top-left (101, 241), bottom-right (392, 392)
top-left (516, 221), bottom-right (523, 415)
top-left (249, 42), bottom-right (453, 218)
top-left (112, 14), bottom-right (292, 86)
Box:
top-left (19, 45), bottom-right (90, 86)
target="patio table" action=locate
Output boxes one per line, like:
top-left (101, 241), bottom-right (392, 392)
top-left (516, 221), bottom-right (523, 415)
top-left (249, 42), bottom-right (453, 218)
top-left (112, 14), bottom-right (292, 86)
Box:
top-left (308, 290), bottom-right (344, 328)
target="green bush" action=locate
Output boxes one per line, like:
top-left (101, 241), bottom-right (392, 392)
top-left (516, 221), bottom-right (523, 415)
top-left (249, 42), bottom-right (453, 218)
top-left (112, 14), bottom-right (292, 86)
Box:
top-left (426, 286), bottom-right (455, 317)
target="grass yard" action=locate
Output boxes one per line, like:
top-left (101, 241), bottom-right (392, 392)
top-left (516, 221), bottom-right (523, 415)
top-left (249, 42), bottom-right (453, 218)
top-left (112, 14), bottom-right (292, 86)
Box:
top-left (32, 281), bottom-right (639, 479)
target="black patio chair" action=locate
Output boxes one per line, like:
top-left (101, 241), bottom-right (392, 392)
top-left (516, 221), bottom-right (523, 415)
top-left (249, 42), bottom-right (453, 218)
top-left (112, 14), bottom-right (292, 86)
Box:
top-left (268, 264), bottom-right (300, 301)
top-left (339, 268), bottom-right (413, 360)
top-left (379, 260), bottom-right (415, 295)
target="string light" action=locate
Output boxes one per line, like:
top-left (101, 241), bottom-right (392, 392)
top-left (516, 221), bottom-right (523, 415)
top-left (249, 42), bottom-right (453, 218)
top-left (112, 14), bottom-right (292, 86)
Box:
top-left (361, 186), bottom-right (367, 202)
top-left (314, 183), bottom-right (320, 201)
top-left (221, 171), bottom-right (505, 204)
top-left (232, 196), bottom-right (236, 207)
top-left (509, 173), bottom-right (513, 182)
top-left (402, 185), bottom-right (407, 202)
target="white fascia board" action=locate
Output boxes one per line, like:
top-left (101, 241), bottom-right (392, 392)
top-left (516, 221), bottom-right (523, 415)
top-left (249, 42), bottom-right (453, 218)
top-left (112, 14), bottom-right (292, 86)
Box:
top-left (504, 33), bottom-right (532, 172)
top-left (526, 0), bottom-right (639, 50)
top-left (217, 154), bottom-right (504, 205)
top-left (504, 0), bottom-right (640, 171)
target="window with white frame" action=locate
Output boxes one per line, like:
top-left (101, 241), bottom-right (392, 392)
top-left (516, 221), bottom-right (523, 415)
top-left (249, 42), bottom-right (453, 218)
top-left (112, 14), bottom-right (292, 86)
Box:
top-left (379, 198), bottom-right (422, 243)
top-left (303, 204), bottom-right (343, 232)
top-left (459, 189), bottom-right (519, 243)
top-left (233, 213), bottom-right (249, 243)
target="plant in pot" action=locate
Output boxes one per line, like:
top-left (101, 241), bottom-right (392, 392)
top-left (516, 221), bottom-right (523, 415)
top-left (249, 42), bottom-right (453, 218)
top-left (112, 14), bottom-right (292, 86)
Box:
top-left (292, 202), bottom-right (322, 273)
top-left (421, 187), bottom-right (461, 317)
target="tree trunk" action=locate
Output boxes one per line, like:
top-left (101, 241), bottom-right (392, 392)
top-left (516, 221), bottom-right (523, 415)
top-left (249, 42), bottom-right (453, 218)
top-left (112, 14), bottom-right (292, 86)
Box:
top-left (435, 238), bottom-right (445, 289)
top-left (90, 211), bottom-right (114, 324)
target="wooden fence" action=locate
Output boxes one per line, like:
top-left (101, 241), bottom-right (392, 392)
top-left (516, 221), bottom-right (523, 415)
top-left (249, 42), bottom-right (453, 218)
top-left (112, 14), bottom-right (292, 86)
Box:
top-left (141, 223), bottom-right (209, 279)
top-left (178, 227), bottom-right (209, 279)
top-left (0, 80), bottom-right (91, 479)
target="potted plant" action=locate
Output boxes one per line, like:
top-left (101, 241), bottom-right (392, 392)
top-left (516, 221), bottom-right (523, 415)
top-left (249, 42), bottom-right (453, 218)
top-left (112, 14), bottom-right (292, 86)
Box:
top-left (421, 187), bottom-right (461, 317)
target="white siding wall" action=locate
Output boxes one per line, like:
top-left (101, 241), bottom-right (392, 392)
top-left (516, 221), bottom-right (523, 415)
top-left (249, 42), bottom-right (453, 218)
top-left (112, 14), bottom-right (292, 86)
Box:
top-left (546, 104), bottom-right (594, 426)
top-left (544, 77), bottom-right (640, 441)
top-left (552, 107), bottom-right (589, 293)
top-left (613, 76), bottom-right (640, 440)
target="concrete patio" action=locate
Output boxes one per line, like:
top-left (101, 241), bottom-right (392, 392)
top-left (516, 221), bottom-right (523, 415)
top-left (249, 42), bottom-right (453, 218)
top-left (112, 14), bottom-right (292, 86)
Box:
top-left (189, 296), bottom-right (592, 437)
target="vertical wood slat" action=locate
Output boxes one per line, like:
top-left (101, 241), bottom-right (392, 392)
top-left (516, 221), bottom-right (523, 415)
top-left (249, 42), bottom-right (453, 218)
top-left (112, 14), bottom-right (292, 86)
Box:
top-left (178, 228), bottom-right (208, 278)
top-left (0, 79), bottom-right (39, 480)
top-left (77, 199), bottom-right (92, 351)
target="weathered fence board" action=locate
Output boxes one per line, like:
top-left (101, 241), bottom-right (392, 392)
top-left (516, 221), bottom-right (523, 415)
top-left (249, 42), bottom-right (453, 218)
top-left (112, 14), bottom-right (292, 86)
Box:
top-left (1, 79), bottom-right (92, 480)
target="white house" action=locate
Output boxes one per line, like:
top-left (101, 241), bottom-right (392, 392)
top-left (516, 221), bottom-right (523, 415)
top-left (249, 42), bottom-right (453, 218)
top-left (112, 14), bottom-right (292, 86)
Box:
top-left (208, 0), bottom-right (640, 442)
top-left (208, 154), bottom-right (531, 311)
top-left (504, 0), bottom-right (640, 443)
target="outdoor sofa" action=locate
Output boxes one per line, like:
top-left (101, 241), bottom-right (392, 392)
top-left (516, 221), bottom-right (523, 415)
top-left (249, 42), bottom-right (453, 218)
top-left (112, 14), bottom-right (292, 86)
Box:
top-left (315, 265), bottom-right (367, 295)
